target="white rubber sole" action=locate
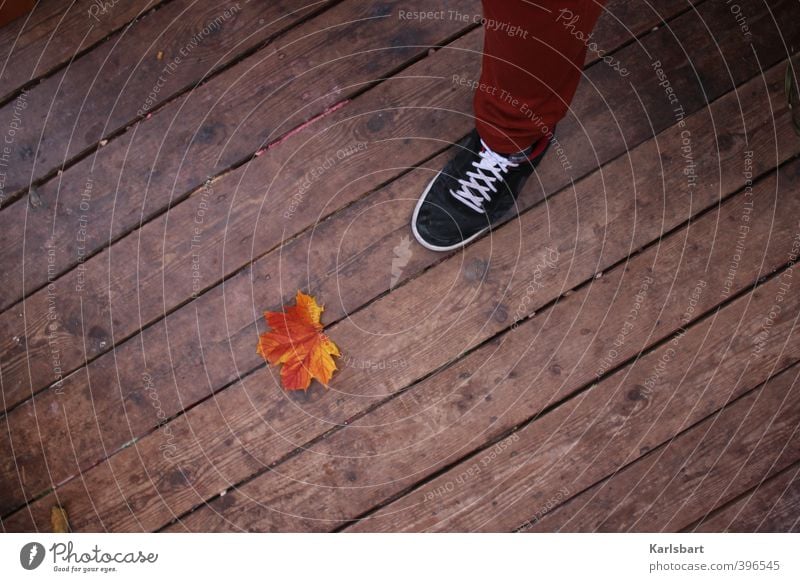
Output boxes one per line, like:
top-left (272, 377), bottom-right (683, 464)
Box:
top-left (410, 170), bottom-right (490, 252)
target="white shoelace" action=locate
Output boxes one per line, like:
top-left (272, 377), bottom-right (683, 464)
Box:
top-left (450, 139), bottom-right (518, 213)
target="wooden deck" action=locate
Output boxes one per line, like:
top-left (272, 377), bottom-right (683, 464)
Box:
top-left (1, 0), bottom-right (799, 532)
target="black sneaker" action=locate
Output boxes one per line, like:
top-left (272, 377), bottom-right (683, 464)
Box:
top-left (412, 129), bottom-right (549, 251)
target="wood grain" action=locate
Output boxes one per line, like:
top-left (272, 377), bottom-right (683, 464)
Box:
top-left (0, 0), bottom-right (750, 514)
top-left (0, 0), bottom-right (485, 410)
top-left (0, 0), bottom-right (331, 205)
top-left (0, 0), bottom-right (478, 308)
top-left (4, 0), bottom-right (786, 529)
top-left (0, 0), bottom-right (779, 415)
top-left (0, 0), bottom-right (159, 103)
top-left (3, 54), bottom-right (797, 530)
top-left (524, 364), bottom-right (800, 531)
top-left (167, 157), bottom-right (800, 532)
top-left (345, 263), bottom-right (800, 531)
top-left (689, 462), bottom-right (800, 532)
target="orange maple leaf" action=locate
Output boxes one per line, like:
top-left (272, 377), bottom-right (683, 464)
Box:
top-left (257, 291), bottom-right (340, 391)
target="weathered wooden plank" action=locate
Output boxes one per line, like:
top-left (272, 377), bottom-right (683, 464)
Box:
top-left (0, 0), bottom-right (744, 515)
top-left (689, 462), bottom-right (800, 532)
top-left (0, 0), bottom-right (159, 104)
top-left (3, 50), bottom-right (797, 531)
top-left (0, 0), bottom-right (331, 207)
top-left (342, 266), bottom-right (800, 532)
top-left (523, 364), bottom-right (800, 532)
top-left (0, 0), bottom-right (782, 415)
top-left (0, 0), bottom-right (480, 307)
top-left (164, 157), bottom-right (800, 532)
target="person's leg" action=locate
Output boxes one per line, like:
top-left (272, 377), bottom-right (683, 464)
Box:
top-left (476, 0), bottom-right (606, 154)
top-left (412, 1), bottom-right (607, 251)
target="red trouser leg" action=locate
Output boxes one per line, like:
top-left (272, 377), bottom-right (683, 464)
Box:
top-left (475, 0), bottom-right (606, 154)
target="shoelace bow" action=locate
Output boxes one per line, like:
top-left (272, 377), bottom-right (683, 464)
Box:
top-left (450, 140), bottom-right (518, 213)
